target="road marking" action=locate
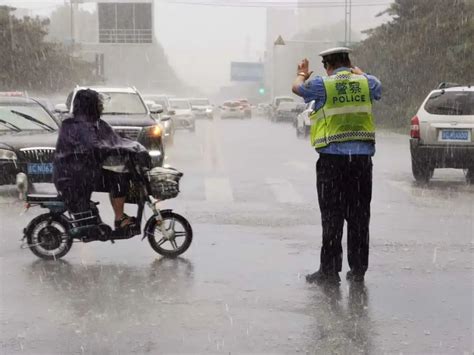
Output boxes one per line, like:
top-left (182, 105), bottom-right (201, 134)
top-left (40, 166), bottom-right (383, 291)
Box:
top-left (266, 178), bottom-right (303, 204)
top-left (205, 177), bottom-right (234, 202)
top-left (432, 247), bottom-right (438, 264)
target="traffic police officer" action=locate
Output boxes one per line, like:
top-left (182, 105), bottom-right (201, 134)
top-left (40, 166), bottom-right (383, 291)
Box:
top-left (291, 47), bottom-right (382, 284)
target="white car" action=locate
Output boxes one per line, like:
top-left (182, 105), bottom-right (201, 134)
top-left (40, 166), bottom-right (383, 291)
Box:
top-left (220, 101), bottom-right (245, 119)
top-left (296, 101), bottom-right (315, 138)
top-left (271, 96), bottom-right (295, 121)
top-left (190, 98), bottom-right (214, 119)
top-left (168, 98), bottom-right (195, 132)
top-left (410, 84), bottom-right (474, 183)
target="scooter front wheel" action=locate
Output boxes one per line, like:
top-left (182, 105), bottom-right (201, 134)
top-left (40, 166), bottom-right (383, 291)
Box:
top-left (25, 214), bottom-right (73, 260)
top-left (145, 211), bottom-right (193, 258)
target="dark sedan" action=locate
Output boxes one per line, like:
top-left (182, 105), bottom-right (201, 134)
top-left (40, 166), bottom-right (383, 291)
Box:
top-left (0, 96), bottom-right (59, 189)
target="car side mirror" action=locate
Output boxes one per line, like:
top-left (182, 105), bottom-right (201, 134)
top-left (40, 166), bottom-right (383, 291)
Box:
top-left (54, 103), bottom-right (68, 114)
top-left (150, 104), bottom-right (163, 114)
top-left (160, 115), bottom-right (171, 122)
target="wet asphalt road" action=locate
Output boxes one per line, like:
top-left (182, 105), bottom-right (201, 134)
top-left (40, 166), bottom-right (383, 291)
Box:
top-left (0, 115), bottom-right (473, 354)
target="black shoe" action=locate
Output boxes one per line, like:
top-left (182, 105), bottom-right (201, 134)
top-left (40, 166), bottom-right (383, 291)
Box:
top-left (346, 270), bottom-right (365, 282)
top-left (306, 270), bottom-right (341, 284)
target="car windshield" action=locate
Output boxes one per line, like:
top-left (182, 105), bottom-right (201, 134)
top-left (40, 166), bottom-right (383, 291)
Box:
top-left (99, 92), bottom-right (147, 115)
top-left (0, 102), bottom-right (58, 131)
top-left (424, 91), bottom-right (474, 115)
top-left (190, 99), bottom-right (210, 106)
top-left (153, 99), bottom-right (168, 109)
top-left (169, 100), bottom-right (191, 109)
top-left (143, 96), bottom-right (168, 105)
top-left (276, 98), bottom-right (294, 106)
top-left (278, 102), bottom-right (298, 109)
top-left (223, 102), bottom-right (240, 107)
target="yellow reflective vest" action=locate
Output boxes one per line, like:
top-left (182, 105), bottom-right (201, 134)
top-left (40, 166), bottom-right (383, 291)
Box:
top-left (309, 70), bottom-right (375, 149)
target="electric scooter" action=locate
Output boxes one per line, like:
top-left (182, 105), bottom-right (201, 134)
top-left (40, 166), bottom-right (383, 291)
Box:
top-left (21, 155), bottom-right (192, 260)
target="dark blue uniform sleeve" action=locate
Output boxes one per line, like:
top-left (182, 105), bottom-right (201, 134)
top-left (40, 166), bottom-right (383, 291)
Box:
top-left (296, 76), bottom-right (326, 109)
top-left (364, 74), bottom-right (382, 101)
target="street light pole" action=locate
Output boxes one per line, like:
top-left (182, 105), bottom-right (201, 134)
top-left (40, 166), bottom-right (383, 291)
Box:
top-left (69, 0), bottom-right (77, 54)
top-left (272, 36), bottom-right (333, 99)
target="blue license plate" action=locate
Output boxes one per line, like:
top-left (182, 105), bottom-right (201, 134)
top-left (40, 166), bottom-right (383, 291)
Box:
top-left (441, 130), bottom-right (469, 141)
top-left (27, 163), bottom-right (53, 175)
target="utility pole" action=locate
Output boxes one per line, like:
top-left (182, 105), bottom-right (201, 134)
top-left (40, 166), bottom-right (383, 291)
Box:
top-left (348, 0), bottom-right (352, 44)
top-left (344, 0), bottom-right (347, 45)
top-left (344, 0), bottom-right (352, 46)
top-left (70, 0), bottom-right (75, 53)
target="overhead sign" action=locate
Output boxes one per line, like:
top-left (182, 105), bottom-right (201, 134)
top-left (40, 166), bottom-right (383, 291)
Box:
top-left (98, 2), bottom-right (152, 43)
top-left (231, 62), bottom-right (264, 82)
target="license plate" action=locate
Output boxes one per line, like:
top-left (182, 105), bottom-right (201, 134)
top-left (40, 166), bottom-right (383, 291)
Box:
top-left (27, 163), bottom-right (53, 175)
top-left (440, 130), bottom-right (470, 141)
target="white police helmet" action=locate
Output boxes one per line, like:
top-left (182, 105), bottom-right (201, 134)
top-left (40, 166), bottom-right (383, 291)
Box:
top-left (319, 47), bottom-right (352, 57)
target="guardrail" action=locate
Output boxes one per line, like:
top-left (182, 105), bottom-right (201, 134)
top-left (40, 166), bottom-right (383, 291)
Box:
top-left (99, 29), bottom-right (153, 44)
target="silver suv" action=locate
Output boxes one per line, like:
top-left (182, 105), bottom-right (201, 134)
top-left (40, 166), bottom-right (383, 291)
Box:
top-left (410, 84), bottom-right (474, 183)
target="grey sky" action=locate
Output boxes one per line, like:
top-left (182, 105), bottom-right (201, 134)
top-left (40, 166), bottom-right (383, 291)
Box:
top-left (2, 0), bottom-right (390, 93)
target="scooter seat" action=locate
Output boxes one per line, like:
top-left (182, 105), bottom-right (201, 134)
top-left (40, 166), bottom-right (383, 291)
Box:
top-left (26, 194), bottom-right (62, 203)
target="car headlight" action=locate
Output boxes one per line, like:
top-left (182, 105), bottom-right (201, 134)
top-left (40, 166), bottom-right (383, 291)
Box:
top-left (148, 125), bottom-right (162, 137)
top-left (0, 149), bottom-right (17, 160)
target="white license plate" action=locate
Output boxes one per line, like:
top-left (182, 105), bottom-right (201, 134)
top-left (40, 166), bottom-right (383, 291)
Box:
top-left (439, 129), bottom-right (470, 142)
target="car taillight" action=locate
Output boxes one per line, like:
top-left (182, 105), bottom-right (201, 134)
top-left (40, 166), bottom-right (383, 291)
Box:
top-left (410, 115), bottom-right (420, 139)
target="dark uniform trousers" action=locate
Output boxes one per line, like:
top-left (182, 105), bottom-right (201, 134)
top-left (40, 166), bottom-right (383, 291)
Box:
top-left (316, 153), bottom-right (372, 275)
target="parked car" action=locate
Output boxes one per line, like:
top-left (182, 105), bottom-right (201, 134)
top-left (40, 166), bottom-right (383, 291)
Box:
top-left (271, 96), bottom-right (295, 121)
top-left (238, 99), bottom-right (252, 118)
top-left (0, 91), bottom-right (28, 98)
top-left (410, 84), bottom-right (474, 183)
top-left (220, 101), bottom-right (245, 119)
top-left (257, 103), bottom-right (270, 117)
top-left (296, 101), bottom-right (315, 138)
top-left (0, 96), bottom-right (59, 193)
top-left (143, 99), bottom-right (175, 145)
top-left (190, 98), bottom-right (214, 119)
top-left (274, 101), bottom-right (302, 122)
top-left (142, 94), bottom-right (173, 114)
top-left (56, 86), bottom-right (166, 167)
top-left (167, 98), bottom-right (195, 132)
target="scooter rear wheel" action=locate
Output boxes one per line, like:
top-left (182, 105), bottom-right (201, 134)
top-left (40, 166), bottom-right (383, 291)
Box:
top-left (145, 211), bottom-right (193, 258)
top-left (25, 214), bottom-right (73, 260)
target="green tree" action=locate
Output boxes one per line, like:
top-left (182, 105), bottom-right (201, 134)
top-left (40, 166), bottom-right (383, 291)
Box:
top-left (353, 0), bottom-right (474, 128)
top-left (0, 6), bottom-right (95, 93)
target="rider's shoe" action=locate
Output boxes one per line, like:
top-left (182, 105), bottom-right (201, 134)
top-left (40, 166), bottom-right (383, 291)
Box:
top-left (306, 269), bottom-right (341, 284)
top-left (114, 214), bottom-right (140, 237)
top-left (114, 214), bottom-right (137, 229)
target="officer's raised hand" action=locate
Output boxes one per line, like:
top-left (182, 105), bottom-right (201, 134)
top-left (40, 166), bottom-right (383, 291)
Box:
top-left (292, 59), bottom-right (313, 95)
top-left (297, 58), bottom-right (313, 80)
top-left (351, 66), bottom-right (364, 75)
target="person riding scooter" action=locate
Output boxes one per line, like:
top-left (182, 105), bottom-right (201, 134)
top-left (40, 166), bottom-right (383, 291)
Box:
top-left (53, 89), bottom-right (149, 235)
